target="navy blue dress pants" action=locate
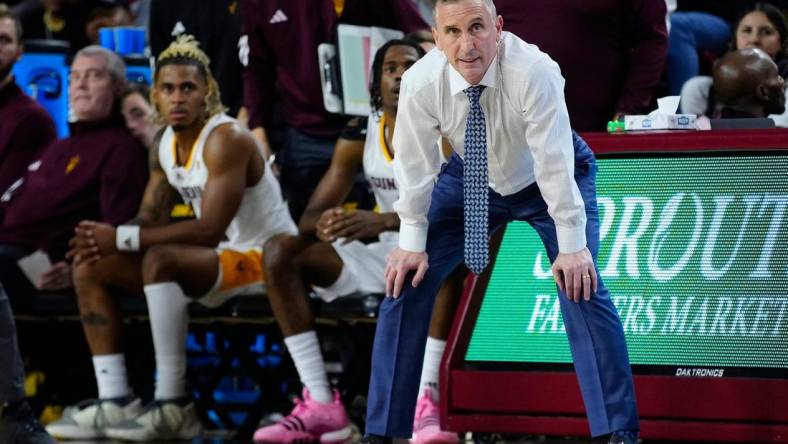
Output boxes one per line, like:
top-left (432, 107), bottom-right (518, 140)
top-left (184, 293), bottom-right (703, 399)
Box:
top-left (365, 133), bottom-right (639, 437)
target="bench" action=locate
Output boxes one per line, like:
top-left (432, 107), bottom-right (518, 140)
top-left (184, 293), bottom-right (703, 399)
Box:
top-left (15, 290), bottom-right (384, 438)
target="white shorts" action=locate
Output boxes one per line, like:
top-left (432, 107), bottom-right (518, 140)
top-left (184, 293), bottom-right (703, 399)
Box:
top-left (311, 238), bottom-right (396, 302)
top-left (197, 246), bottom-right (266, 308)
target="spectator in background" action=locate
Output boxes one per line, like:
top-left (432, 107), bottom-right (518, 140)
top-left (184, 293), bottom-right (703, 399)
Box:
top-left (665, 8), bottom-right (730, 95)
top-left (83, 0), bottom-right (132, 45)
top-left (495, 0), bottom-right (668, 131)
top-left (409, 0), bottom-right (434, 25)
top-left (0, 4), bottom-right (56, 198)
top-left (0, 45), bottom-right (147, 306)
top-left (726, 3), bottom-right (788, 75)
top-left (405, 29), bottom-right (435, 52)
top-left (1, 43), bottom-right (144, 444)
top-left (0, 7), bottom-right (59, 444)
top-left (239, 0), bottom-right (428, 221)
top-left (712, 47), bottom-right (785, 119)
top-left (681, 3), bottom-right (788, 127)
top-left (127, 0), bottom-right (149, 27)
top-left (149, 0), bottom-right (242, 116)
top-left (676, 0), bottom-right (788, 25)
top-left (121, 82), bottom-right (157, 149)
top-left (15, 0), bottom-right (91, 51)
top-left (10, 0), bottom-right (130, 53)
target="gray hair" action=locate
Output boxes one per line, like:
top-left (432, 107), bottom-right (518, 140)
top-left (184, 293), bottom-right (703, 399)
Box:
top-left (433, 0), bottom-right (497, 21)
top-left (74, 45), bottom-right (127, 87)
top-left (0, 3), bottom-right (23, 42)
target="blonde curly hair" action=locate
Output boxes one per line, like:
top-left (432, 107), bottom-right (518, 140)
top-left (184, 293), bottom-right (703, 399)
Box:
top-left (152, 34), bottom-right (226, 125)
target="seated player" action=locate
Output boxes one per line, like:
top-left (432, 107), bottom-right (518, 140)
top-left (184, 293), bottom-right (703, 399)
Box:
top-left (255, 39), bottom-right (462, 444)
top-left (712, 47), bottom-right (786, 119)
top-left (47, 35), bottom-right (296, 442)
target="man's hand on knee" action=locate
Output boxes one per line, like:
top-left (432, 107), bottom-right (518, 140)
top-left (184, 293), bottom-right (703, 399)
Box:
top-left (384, 248), bottom-right (428, 299)
top-left (39, 261), bottom-right (73, 291)
top-left (551, 247), bottom-right (597, 303)
top-left (68, 221), bottom-right (124, 266)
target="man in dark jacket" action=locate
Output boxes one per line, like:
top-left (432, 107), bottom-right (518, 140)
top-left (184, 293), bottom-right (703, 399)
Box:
top-left (0, 44), bottom-right (147, 444)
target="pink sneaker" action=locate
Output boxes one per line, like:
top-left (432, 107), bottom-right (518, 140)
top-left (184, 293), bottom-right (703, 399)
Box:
top-left (253, 388), bottom-right (352, 444)
top-left (411, 389), bottom-right (459, 444)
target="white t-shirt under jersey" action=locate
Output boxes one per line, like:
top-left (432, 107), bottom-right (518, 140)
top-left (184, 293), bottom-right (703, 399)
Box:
top-left (159, 113), bottom-right (296, 249)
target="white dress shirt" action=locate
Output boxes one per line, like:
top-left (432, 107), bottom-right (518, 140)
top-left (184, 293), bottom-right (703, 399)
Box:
top-left (392, 31), bottom-right (587, 254)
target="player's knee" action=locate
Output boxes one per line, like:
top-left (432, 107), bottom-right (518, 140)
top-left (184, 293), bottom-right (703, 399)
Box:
top-left (73, 260), bottom-right (108, 307)
top-left (142, 245), bottom-right (178, 283)
top-left (72, 258), bottom-right (109, 292)
top-left (263, 236), bottom-right (299, 279)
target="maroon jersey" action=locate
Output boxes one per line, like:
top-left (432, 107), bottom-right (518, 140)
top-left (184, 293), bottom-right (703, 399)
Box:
top-left (0, 114), bottom-right (148, 260)
top-left (497, 0), bottom-right (668, 131)
top-left (240, 0), bottom-right (427, 139)
top-left (0, 80), bottom-right (57, 195)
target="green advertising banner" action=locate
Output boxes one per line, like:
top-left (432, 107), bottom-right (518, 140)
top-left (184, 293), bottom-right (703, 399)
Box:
top-left (466, 154), bottom-right (788, 371)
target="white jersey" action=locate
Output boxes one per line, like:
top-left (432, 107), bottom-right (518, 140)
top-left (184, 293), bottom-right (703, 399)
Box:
top-left (363, 115), bottom-right (399, 245)
top-left (159, 113), bottom-right (296, 249)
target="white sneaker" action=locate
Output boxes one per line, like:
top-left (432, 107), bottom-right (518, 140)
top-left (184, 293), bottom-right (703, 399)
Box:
top-left (105, 399), bottom-right (203, 442)
top-left (45, 397), bottom-right (142, 440)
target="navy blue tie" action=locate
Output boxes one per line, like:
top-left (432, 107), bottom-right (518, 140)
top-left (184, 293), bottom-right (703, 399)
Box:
top-left (463, 85), bottom-right (489, 275)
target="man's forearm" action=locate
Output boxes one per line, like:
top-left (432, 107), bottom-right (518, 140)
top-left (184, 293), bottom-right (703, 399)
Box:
top-left (381, 212), bottom-right (400, 232)
top-left (298, 208), bottom-right (322, 236)
top-left (139, 219), bottom-right (225, 250)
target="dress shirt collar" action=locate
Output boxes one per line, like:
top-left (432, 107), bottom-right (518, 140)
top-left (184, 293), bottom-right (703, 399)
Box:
top-left (448, 49), bottom-right (500, 96)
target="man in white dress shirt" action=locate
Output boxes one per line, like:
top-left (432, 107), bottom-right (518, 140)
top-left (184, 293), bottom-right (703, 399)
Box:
top-left (362, 1), bottom-right (639, 443)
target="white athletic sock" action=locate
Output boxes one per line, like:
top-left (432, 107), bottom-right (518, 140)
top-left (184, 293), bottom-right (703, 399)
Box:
top-left (144, 282), bottom-right (190, 400)
top-left (93, 354), bottom-right (130, 399)
top-left (419, 337), bottom-right (446, 401)
top-left (284, 331), bottom-right (332, 404)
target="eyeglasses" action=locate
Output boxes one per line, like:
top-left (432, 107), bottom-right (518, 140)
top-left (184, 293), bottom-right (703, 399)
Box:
top-left (69, 69), bottom-right (109, 83)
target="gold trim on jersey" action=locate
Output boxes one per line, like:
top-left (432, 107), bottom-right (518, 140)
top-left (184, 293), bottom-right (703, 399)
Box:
top-left (378, 114), bottom-right (394, 164)
top-left (171, 137), bottom-right (197, 170)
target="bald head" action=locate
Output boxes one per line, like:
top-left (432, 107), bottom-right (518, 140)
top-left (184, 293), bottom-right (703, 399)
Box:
top-left (713, 48), bottom-right (786, 117)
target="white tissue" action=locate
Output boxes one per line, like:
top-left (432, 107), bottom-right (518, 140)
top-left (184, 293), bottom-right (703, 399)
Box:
top-left (648, 96), bottom-right (681, 117)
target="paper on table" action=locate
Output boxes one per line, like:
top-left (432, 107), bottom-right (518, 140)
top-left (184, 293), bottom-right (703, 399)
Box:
top-left (17, 250), bottom-right (52, 289)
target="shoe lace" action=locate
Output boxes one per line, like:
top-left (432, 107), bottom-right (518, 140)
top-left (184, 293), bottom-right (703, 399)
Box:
top-left (414, 395), bottom-right (439, 430)
top-left (415, 399), bottom-right (429, 422)
top-left (135, 400), bottom-right (170, 433)
top-left (70, 399), bottom-right (109, 428)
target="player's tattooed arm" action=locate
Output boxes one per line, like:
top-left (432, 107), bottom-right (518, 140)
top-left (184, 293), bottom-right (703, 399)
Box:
top-left (127, 136), bottom-right (177, 226)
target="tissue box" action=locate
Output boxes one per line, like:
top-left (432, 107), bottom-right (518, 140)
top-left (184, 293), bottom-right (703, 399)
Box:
top-left (625, 114), bottom-right (697, 130)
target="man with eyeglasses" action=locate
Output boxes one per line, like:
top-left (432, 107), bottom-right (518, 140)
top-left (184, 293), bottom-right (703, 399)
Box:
top-left (0, 44), bottom-right (148, 317)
